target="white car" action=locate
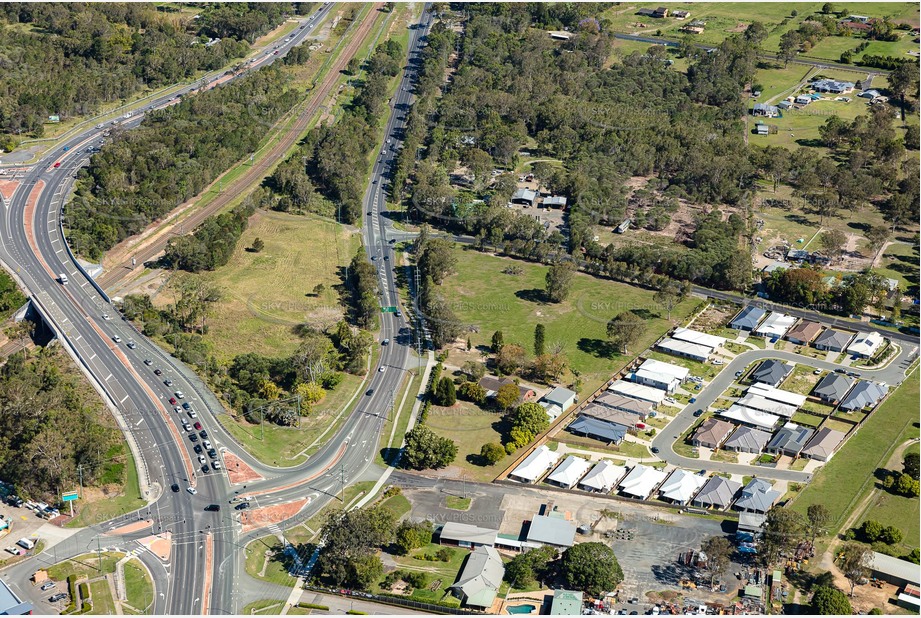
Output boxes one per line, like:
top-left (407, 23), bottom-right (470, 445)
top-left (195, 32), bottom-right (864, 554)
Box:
top-left (712, 359), bottom-right (723, 365)
top-left (112, 336), bottom-right (122, 343)
top-left (175, 391), bottom-right (185, 399)
top-left (378, 366), bottom-right (385, 373)
top-left (186, 487), bottom-right (197, 495)
top-left (102, 313), bottom-right (110, 320)
top-left (198, 455), bottom-right (207, 465)
top-left (127, 341), bottom-right (137, 349)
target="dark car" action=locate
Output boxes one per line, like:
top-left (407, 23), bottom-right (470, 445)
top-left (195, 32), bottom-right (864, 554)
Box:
top-left (182, 402), bottom-right (192, 410)
top-left (693, 409), bottom-right (704, 417)
top-left (194, 444), bottom-right (202, 454)
top-left (235, 502), bottom-right (250, 510)
top-left (366, 388), bottom-right (374, 396)
top-left (49, 593), bottom-right (68, 603)
top-left (201, 465), bottom-right (210, 473)
top-left (199, 430), bottom-right (208, 439)
top-left (205, 504), bottom-right (220, 512)
top-left (208, 449), bottom-right (218, 459)
top-left (189, 434), bottom-right (198, 442)
top-left (171, 483), bottom-right (180, 493)
top-left (154, 369), bottom-right (162, 375)
top-left (651, 446), bottom-right (660, 454)
top-left (835, 368), bottom-right (847, 374)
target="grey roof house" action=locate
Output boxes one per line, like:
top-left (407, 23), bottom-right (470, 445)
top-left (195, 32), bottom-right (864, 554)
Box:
top-left (814, 328), bottom-right (854, 352)
top-left (751, 359), bottom-right (792, 387)
top-left (801, 427), bottom-right (846, 462)
top-left (542, 386), bottom-right (577, 412)
top-left (730, 306), bottom-right (767, 331)
top-left (839, 381), bottom-right (887, 412)
top-left (526, 514), bottom-right (577, 548)
top-left (449, 546), bottom-right (504, 609)
top-left (567, 415), bottom-right (627, 445)
top-left (723, 426), bottom-right (772, 454)
top-left (735, 478), bottom-right (781, 513)
top-left (766, 423), bottom-right (814, 457)
top-left (813, 373), bottom-right (854, 404)
top-left (439, 522), bottom-right (498, 548)
top-left (692, 476), bottom-right (742, 510)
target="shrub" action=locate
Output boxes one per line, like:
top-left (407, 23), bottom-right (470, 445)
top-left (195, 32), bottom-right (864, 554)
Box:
top-left (479, 442), bottom-right (506, 464)
top-left (298, 603), bottom-right (330, 610)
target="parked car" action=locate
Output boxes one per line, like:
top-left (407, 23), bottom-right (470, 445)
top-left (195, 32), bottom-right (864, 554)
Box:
top-left (193, 422), bottom-right (202, 430)
top-left (49, 593), bottom-right (68, 603)
top-left (40, 582), bottom-right (56, 591)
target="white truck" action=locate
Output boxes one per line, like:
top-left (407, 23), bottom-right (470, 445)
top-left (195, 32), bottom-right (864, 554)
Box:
top-left (16, 537), bottom-right (35, 550)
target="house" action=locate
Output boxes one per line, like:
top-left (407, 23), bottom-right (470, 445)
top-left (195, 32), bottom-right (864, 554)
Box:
top-left (509, 445), bottom-right (560, 483)
top-left (751, 359), bottom-right (792, 387)
top-left (847, 14), bottom-right (871, 23)
top-left (618, 464), bottom-right (668, 500)
top-left (778, 100), bottom-right (792, 110)
top-left (730, 306), bottom-right (767, 331)
top-left (847, 331), bottom-right (885, 358)
top-left (812, 79), bottom-right (855, 94)
top-left (541, 386), bottom-right (577, 412)
top-left (567, 415), bottom-right (628, 445)
top-left (449, 546), bottom-right (504, 609)
top-left (548, 31), bottom-right (571, 41)
top-left (755, 123), bottom-right (770, 136)
top-left (753, 313), bottom-right (797, 339)
top-left (546, 456), bottom-right (592, 489)
top-left (656, 338), bottom-right (711, 362)
top-left (614, 218), bottom-right (631, 234)
top-left (869, 552), bottom-right (921, 588)
top-left (636, 8), bottom-right (656, 16)
top-left (785, 320), bottom-right (823, 345)
top-left (859, 89), bottom-right (881, 99)
top-left (795, 94), bottom-right (812, 105)
top-left (766, 423), bottom-right (814, 457)
top-left (578, 461), bottom-right (628, 493)
top-left (542, 195), bottom-right (567, 208)
top-left (839, 381), bottom-right (887, 412)
top-left (747, 383), bottom-right (807, 407)
top-left (511, 188), bottom-right (537, 206)
top-left (736, 394), bottom-right (797, 418)
top-left (673, 9), bottom-right (691, 19)
top-left (594, 392), bottom-right (652, 418)
top-left (439, 522), bottom-right (498, 548)
top-left (658, 469), bottom-right (707, 505)
top-left (692, 418), bottom-right (735, 449)
top-left (681, 25), bottom-right (704, 34)
top-left (812, 373), bottom-right (854, 405)
top-left (752, 103), bottom-right (780, 117)
top-left (801, 427), bottom-right (846, 462)
top-left (692, 476), bottom-right (741, 510)
top-left (719, 405), bottom-right (780, 431)
top-left (672, 327), bottom-right (726, 351)
top-left (607, 380), bottom-right (666, 405)
top-left (526, 514), bottom-right (577, 548)
top-left (814, 328), bottom-right (854, 352)
top-left (550, 590), bottom-right (584, 616)
top-left (724, 426), bottom-right (772, 454)
top-left (478, 376), bottom-right (535, 402)
top-left (735, 478), bottom-right (781, 513)
top-left (581, 403), bottom-right (642, 428)
top-left (652, 6), bottom-right (669, 18)
top-left (632, 358), bottom-right (689, 393)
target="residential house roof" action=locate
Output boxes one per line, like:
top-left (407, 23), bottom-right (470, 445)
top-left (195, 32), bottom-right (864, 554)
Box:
top-left (547, 456), bottom-right (592, 488)
top-left (870, 552), bottom-right (921, 586)
top-left (581, 404), bottom-right (641, 427)
top-left (638, 358), bottom-right (689, 381)
top-left (672, 327), bottom-right (726, 350)
top-left (478, 376), bottom-right (534, 400)
top-left (747, 383), bottom-right (807, 408)
top-left (542, 386), bottom-right (577, 409)
top-left (751, 359), bottom-right (792, 386)
top-left (839, 381), bottom-right (887, 412)
top-left (730, 306), bottom-right (767, 329)
top-left (724, 426), bottom-right (772, 452)
top-left (814, 328), bottom-right (854, 350)
top-left (450, 546), bottom-right (504, 608)
top-left (767, 422), bottom-right (814, 455)
top-left (618, 464), bottom-right (667, 499)
top-left (719, 405), bottom-right (780, 431)
top-left (607, 380), bottom-right (666, 404)
top-left (511, 188), bottom-right (537, 203)
top-left (753, 313), bottom-right (797, 338)
top-left (736, 394), bottom-right (797, 418)
top-left (694, 476), bottom-right (741, 509)
top-left (735, 478), bottom-right (781, 513)
top-left (812, 78), bottom-right (855, 92)
top-left (550, 590), bottom-right (584, 616)
top-left (594, 392), bottom-right (652, 416)
top-left (753, 102), bottom-right (779, 114)
top-left (847, 331), bottom-right (885, 357)
top-left (656, 338), bottom-right (711, 360)
top-left (543, 196), bottom-right (568, 207)
top-left (658, 469), bottom-right (707, 504)
top-left (785, 320), bottom-right (823, 342)
top-left (813, 373), bottom-right (854, 402)
top-left (579, 461), bottom-right (628, 492)
top-left (692, 418), bottom-right (735, 447)
top-left (440, 522), bottom-right (498, 547)
top-left (801, 427), bottom-right (846, 461)
top-left (568, 415), bottom-right (628, 443)
top-left (526, 514), bottom-right (577, 548)
top-left (510, 445), bottom-right (560, 482)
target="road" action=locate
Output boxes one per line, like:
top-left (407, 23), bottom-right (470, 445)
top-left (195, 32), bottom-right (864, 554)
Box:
top-left (0, 4), bottom-right (436, 615)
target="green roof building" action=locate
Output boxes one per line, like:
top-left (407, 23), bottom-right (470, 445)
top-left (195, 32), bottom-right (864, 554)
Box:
top-left (550, 590), bottom-right (584, 615)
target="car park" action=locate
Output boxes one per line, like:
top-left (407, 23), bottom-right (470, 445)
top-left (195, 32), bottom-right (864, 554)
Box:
top-left (188, 409), bottom-right (197, 418)
top-left (203, 440), bottom-right (212, 450)
top-left (208, 449), bottom-right (218, 459)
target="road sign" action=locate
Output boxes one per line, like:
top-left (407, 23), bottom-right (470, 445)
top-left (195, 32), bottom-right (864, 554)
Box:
top-left (62, 491), bottom-right (79, 502)
top-left (381, 306), bottom-right (397, 313)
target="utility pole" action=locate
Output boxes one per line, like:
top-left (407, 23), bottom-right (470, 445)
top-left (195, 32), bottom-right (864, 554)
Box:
top-left (96, 536), bottom-right (102, 572)
top-left (339, 464), bottom-right (346, 504)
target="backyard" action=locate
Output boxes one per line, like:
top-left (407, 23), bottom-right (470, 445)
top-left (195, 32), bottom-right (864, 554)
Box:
top-left (373, 542), bottom-right (469, 607)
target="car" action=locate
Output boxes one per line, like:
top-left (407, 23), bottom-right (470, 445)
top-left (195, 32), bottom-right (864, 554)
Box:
top-left (194, 444), bottom-right (202, 454)
top-left (169, 397), bottom-right (177, 406)
top-left (175, 391), bottom-right (184, 399)
top-left (273, 50), bottom-right (279, 55)
top-left (53, 162), bottom-right (61, 168)
top-left (112, 335), bottom-right (122, 343)
top-left (205, 504), bottom-right (220, 512)
top-left (366, 388), bottom-right (374, 396)
top-left (201, 465), bottom-right (210, 473)
top-left (378, 366), bottom-right (385, 373)
top-left (698, 469), bottom-right (708, 475)
top-left (143, 359), bottom-right (153, 366)
top-left (735, 371), bottom-right (744, 377)
top-left (835, 368), bottom-right (847, 374)
top-left (189, 434), bottom-right (198, 442)
top-left (174, 406), bottom-right (182, 413)
top-left (203, 440), bottom-right (212, 450)
top-left (188, 410), bottom-right (198, 418)
top-left (383, 255), bottom-right (389, 261)
top-left (5, 547), bottom-right (22, 556)
top-left (712, 359), bottom-right (723, 365)
top-left (102, 313), bottom-right (110, 320)
top-left (212, 461), bottom-right (221, 470)
top-left (847, 371), bottom-right (859, 377)
top-left (813, 369), bottom-right (822, 375)
top-left (689, 397), bottom-right (697, 404)
top-left (194, 421), bottom-right (202, 430)
top-left (199, 428), bottom-right (208, 437)
top-left (49, 593), bottom-right (68, 603)
top-left (395, 311), bottom-right (402, 318)
top-left (208, 449), bottom-right (218, 459)
top-left (164, 379), bottom-right (173, 387)
top-left (198, 455), bottom-right (207, 465)
top-left (154, 369), bottom-right (162, 376)
top-left (651, 447), bottom-right (660, 454)
top-left (127, 341), bottom-right (137, 349)
top-left (371, 256), bottom-right (377, 261)
top-left (235, 502), bottom-right (250, 510)
top-left (186, 486), bottom-right (197, 495)
top-left (382, 339), bottom-right (390, 345)
top-left (693, 409), bottom-right (704, 417)
top-left (182, 422), bottom-right (191, 432)
top-left (367, 211), bottom-right (373, 216)
top-left (182, 402), bottom-right (191, 410)
top-left (171, 483), bottom-right (180, 493)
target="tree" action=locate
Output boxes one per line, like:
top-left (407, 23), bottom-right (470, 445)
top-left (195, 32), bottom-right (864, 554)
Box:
top-left (534, 324), bottom-right (546, 357)
top-left (904, 452), bottom-right (920, 480)
top-left (316, 506), bottom-right (396, 588)
top-left (503, 545), bottom-right (559, 587)
top-left (511, 402), bottom-right (550, 438)
top-left (701, 536), bottom-right (733, 588)
top-left (838, 542), bottom-right (873, 597)
top-left (887, 53), bottom-right (919, 121)
top-left (491, 330), bottom-right (504, 353)
top-left (394, 520), bottom-right (434, 555)
top-left (606, 312), bottom-right (646, 355)
top-left (295, 382), bottom-right (326, 406)
top-left (497, 343), bottom-right (527, 374)
top-left (479, 442), bottom-right (505, 465)
top-left (812, 586), bottom-right (852, 615)
top-left (807, 504), bottom-right (831, 545)
top-left (346, 56), bottom-right (361, 75)
top-left (865, 225), bottom-right (890, 262)
top-left (402, 425), bottom-right (457, 470)
top-left (458, 381), bottom-right (487, 404)
top-left (291, 331), bottom-right (335, 384)
top-left (761, 507), bottom-right (805, 567)
top-left (819, 229), bottom-right (847, 262)
top-left (859, 520), bottom-right (885, 543)
top-left (545, 261), bottom-right (576, 303)
top-left (895, 473), bottom-right (919, 497)
top-left (559, 542), bottom-right (624, 597)
top-left (879, 525), bottom-right (903, 545)
top-left (251, 237), bottom-right (265, 252)
top-left (654, 281), bottom-right (688, 321)
top-left (461, 361), bottom-right (486, 381)
top-left (779, 31), bottom-right (801, 67)
top-left (495, 383), bottom-right (520, 411)
top-left (417, 238), bottom-right (456, 285)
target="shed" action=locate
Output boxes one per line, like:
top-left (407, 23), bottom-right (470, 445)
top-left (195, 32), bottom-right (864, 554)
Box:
top-left (543, 195), bottom-right (568, 208)
top-left (736, 394), bottom-right (797, 418)
top-left (869, 552), bottom-right (921, 588)
top-left (747, 382), bottom-right (807, 407)
top-left (526, 514), bottom-right (576, 548)
top-left (737, 511), bottom-right (766, 533)
top-left (755, 123), bottom-right (770, 136)
top-left (542, 386), bottom-right (577, 412)
top-left (511, 188), bottom-right (537, 206)
top-left (795, 95), bottom-right (812, 105)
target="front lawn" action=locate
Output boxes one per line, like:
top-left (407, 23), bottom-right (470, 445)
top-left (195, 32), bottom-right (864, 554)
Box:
top-left (375, 543), bottom-right (469, 607)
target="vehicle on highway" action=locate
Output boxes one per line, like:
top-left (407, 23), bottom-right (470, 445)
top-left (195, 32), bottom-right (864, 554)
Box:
top-left (62, 146), bottom-right (69, 152)
top-left (378, 366), bottom-right (385, 373)
top-left (53, 162), bottom-right (61, 168)
top-left (58, 273), bottom-right (68, 284)
top-left (383, 255), bottom-right (389, 260)
top-left (182, 402), bottom-right (191, 410)
top-left (200, 430), bottom-right (208, 439)
top-left (112, 335), bottom-right (121, 343)
top-left (154, 369), bottom-right (162, 376)
top-left (371, 255), bottom-right (377, 261)
top-left (171, 483), bottom-right (180, 493)
top-left (188, 409), bottom-right (198, 418)
top-left (127, 340), bottom-right (137, 349)
top-left (164, 379), bottom-right (173, 387)
top-left (205, 504), bottom-right (220, 512)
top-left (194, 422), bottom-right (202, 430)
top-left (395, 310), bottom-right (402, 318)
top-left (101, 313), bottom-right (110, 320)
top-left (273, 50), bottom-right (279, 55)
top-left (235, 502), bottom-right (249, 510)
top-left (169, 397), bottom-right (177, 405)
top-left (382, 339), bottom-right (390, 345)
top-left (143, 359), bottom-right (153, 366)
top-left (174, 391), bottom-right (184, 399)
top-left (187, 487), bottom-right (197, 495)
top-left (203, 440), bottom-right (212, 450)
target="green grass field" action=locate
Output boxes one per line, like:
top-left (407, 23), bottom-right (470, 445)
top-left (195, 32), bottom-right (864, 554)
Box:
top-left (792, 369), bottom-right (920, 536)
top-left (123, 559), bottom-right (154, 613)
top-left (243, 600), bottom-right (284, 615)
top-left (425, 400), bottom-right (511, 482)
top-left (48, 552), bottom-right (123, 581)
top-left (244, 537), bottom-right (296, 587)
top-left (874, 241), bottom-right (919, 294)
top-left (66, 447), bottom-right (145, 528)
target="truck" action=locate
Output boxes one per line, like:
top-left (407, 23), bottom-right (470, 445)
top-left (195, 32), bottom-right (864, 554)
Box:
top-left (58, 273), bottom-right (68, 285)
top-left (16, 537), bottom-right (35, 550)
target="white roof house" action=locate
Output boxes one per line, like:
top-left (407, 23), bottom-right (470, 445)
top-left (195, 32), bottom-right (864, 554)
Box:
top-left (846, 331), bottom-right (885, 358)
top-left (618, 464), bottom-right (667, 499)
top-left (658, 469), bottom-right (707, 504)
top-left (656, 338), bottom-right (711, 362)
top-left (607, 380), bottom-right (666, 405)
top-left (509, 445), bottom-right (560, 483)
top-left (753, 313), bottom-right (797, 338)
top-left (546, 456), bottom-right (592, 489)
top-left (747, 383), bottom-right (807, 408)
top-left (578, 461), bottom-right (628, 493)
top-left (672, 327), bottom-right (726, 350)
top-left (633, 358), bottom-right (690, 392)
top-left (719, 405), bottom-right (781, 431)
top-left (736, 394), bottom-right (797, 418)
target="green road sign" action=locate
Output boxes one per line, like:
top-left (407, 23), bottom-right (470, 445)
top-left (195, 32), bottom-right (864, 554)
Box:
top-left (381, 306), bottom-right (397, 313)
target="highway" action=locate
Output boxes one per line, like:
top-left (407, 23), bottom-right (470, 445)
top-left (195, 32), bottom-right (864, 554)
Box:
top-left (0, 3), bottom-right (436, 614)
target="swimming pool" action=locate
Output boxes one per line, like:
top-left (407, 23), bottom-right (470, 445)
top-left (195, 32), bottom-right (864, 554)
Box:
top-left (507, 604), bottom-right (536, 614)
